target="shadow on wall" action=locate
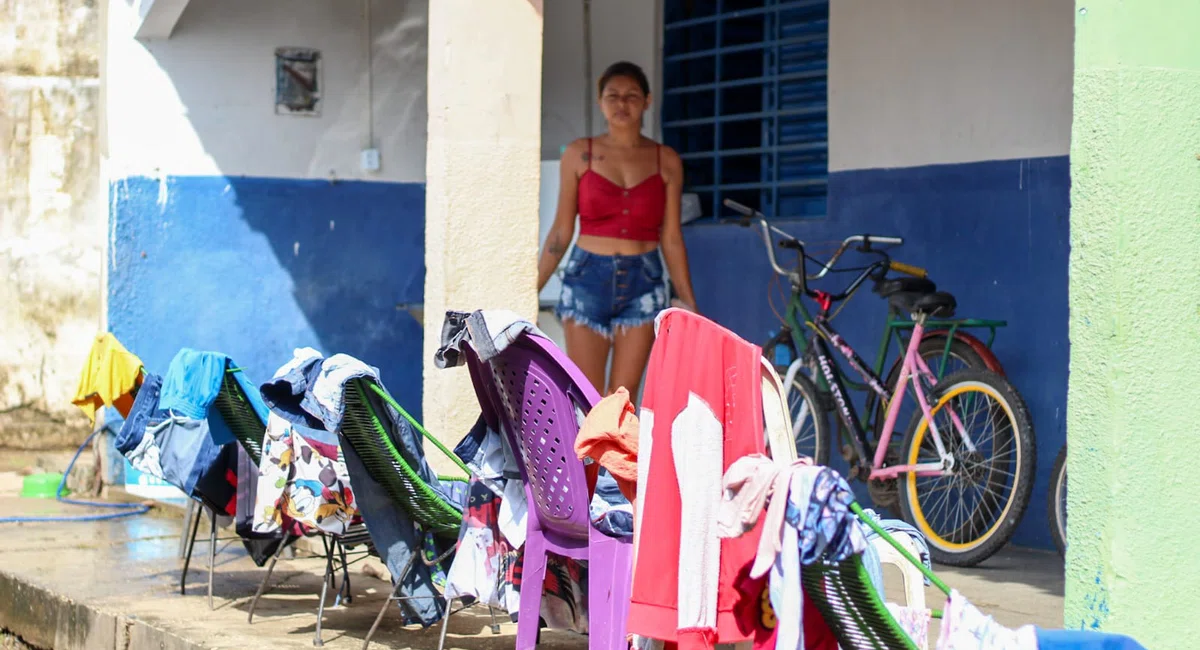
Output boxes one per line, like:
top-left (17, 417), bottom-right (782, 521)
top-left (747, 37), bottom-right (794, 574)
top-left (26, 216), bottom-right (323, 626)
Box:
top-left (107, 0), bottom-right (431, 417)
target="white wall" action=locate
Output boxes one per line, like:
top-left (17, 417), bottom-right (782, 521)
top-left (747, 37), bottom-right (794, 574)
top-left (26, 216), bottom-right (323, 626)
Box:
top-left (0, 0), bottom-right (104, 448)
top-left (105, 0), bottom-right (428, 182)
top-left (541, 0), bottom-right (660, 159)
top-left (828, 0), bottom-right (1074, 171)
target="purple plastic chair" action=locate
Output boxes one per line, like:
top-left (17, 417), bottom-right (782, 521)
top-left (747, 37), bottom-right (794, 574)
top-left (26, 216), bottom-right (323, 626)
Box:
top-left (463, 334), bottom-right (633, 650)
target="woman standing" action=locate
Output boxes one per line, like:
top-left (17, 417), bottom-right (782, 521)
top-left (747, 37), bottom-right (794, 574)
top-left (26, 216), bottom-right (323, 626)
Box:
top-left (537, 61), bottom-right (698, 398)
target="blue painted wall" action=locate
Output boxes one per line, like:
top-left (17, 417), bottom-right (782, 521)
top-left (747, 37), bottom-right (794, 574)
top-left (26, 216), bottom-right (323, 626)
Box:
top-left (108, 175), bottom-right (427, 420)
top-left (684, 156), bottom-right (1069, 548)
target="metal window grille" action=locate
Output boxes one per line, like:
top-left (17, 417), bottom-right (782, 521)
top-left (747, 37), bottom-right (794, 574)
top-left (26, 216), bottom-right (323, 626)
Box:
top-left (662, 0), bottom-right (829, 220)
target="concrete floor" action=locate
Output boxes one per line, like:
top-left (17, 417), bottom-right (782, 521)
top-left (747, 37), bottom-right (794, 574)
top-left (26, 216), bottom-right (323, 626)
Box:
top-left (0, 476), bottom-right (1064, 649)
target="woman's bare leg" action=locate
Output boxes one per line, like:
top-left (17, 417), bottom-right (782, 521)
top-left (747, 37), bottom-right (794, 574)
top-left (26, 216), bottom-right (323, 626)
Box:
top-left (608, 323), bottom-right (655, 398)
top-left (563, 320), bottom-right (612, 394)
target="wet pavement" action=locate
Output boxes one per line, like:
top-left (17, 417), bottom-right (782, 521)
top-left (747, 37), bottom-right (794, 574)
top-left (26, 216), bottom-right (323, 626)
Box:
top-left (0, 483), bottom-right (1065, 649)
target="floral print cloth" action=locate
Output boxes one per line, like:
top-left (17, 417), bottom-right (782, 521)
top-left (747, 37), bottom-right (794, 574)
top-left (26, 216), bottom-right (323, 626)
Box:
top-left (252, 412), bottom-right (358, 536)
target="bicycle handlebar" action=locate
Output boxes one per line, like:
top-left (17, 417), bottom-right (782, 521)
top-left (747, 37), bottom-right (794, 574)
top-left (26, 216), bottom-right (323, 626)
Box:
top-left (722, 199), bottom-right (904, 281)
top-left (889, 260), bottom-right (928, 279)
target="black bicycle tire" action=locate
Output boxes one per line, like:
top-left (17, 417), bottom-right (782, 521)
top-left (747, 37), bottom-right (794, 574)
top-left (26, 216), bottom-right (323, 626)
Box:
top-left (897, 368), bottom-right (1037, 567)
top-left (1048, 444), bottom-right (1067, 557)
top-left (777, 367), bottom-right (831, 466)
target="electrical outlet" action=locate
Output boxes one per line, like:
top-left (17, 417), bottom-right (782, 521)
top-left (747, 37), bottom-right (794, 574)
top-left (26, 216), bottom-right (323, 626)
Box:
top-left (360, 148), bottom-right (381, 172)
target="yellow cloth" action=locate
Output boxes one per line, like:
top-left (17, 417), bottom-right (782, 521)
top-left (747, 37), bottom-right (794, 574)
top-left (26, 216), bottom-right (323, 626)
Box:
top-left (71, 333), bottom-right (144, 423)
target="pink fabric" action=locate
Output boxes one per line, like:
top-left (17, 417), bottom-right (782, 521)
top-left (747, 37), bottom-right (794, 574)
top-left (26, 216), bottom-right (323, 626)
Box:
top-left (717, 454), bottom-right (814, 579)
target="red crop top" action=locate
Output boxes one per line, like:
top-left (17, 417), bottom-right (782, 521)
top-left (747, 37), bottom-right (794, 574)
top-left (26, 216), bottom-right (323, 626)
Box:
top-left (577, 138), bottom-right (667, 242)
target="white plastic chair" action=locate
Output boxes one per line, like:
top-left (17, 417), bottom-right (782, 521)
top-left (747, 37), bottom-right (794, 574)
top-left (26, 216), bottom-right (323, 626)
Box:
top-left (872, 532), bottom-right (929, 650)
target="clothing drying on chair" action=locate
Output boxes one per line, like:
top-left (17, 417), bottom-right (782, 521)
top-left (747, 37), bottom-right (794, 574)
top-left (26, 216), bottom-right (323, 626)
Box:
top-left (577, 386), bottom-right (640, 502)
top-left (628, 308), bottom-right (771, 649)
top-left (72, 332), bottom-right (144, 423)
top-left (261, 347), bottom-right (456, 628)
top-left (253, 353), bottom-right (358, 537)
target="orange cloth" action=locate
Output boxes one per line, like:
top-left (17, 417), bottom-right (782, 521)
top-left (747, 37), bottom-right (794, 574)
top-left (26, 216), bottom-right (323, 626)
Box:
top-left (575, 386), bottom-right (640, 502)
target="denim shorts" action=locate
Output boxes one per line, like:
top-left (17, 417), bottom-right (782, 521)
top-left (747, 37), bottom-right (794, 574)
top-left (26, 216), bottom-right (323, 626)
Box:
top-left (555, 247), bottom-right (668, 338)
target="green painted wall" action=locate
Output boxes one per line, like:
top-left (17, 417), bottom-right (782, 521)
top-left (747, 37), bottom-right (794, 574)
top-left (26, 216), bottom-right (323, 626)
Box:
top-left (1068, 0), bottom-right (1200, 643)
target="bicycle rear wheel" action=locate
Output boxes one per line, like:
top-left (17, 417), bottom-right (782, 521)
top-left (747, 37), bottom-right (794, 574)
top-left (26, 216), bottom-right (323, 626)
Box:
top-left (870, 335), bottom-right (993, 509)
top-left (1048, 444), bottom-right (1067, 557)
top-left (897, 368), bottom-right (1035, 567)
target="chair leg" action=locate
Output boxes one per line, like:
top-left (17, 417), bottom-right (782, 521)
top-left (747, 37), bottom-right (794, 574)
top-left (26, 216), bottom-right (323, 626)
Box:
top-left (178, 500), bottom-right (196, 559)
top-left (179, 501), bottom-right (203, 595)
top-left (436, 597), bottom-right (453, 650)
top-left (314, 536), bottom-right (336, 647)
top-left (516, 536), bottom-right (548, 650)
top-left (362, 576), bottom-right (406, 650)
top-left (248, 534), bottom-right (291, 623)
top-left (207, 508), bottom-right (217, 610)
top-left (488, 606), bottom-right (501, 634)
top-left (337, 539), bottom-right (352, 605)
top-left (362, 550), bottom-right (419, 650)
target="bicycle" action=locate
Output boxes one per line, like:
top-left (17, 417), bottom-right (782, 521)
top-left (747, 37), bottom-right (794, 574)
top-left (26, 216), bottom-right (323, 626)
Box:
top-left (726, 199), bottom-right (1036, 567)
top-left (750, 214), bottom-right (1010, 511)
top-left (1049, 444), bottom-right (1067, 556)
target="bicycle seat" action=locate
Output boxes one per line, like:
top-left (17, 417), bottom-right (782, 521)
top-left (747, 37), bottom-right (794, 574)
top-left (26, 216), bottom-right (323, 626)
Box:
top-left (872, 277), bottom-right (936, 298)
top-left (888, 289), bottom-right (956, 318)
top-left (912, 291), bottom-right (957, 319)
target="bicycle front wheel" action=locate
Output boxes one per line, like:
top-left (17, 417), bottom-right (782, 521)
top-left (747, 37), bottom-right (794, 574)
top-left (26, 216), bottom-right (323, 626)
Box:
top-left (782, 369), bottom-right (831, 465)
top-left (897, 368), bottom-right (1035, 567)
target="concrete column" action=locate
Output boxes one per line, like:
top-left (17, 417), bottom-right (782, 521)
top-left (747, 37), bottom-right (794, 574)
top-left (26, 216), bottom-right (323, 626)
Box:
top-left (422, 0), bottom-right (543, 469)
top-left (1067, 0), bottom-right (1200, 643)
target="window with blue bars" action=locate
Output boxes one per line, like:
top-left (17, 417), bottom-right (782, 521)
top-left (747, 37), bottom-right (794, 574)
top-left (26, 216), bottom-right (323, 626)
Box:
top-left (661, 0), bottom-right (829, 221)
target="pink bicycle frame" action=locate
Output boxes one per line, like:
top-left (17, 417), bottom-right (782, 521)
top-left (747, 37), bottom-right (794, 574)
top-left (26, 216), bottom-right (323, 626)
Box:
top-left (868, 319), bottom-right (976, 481)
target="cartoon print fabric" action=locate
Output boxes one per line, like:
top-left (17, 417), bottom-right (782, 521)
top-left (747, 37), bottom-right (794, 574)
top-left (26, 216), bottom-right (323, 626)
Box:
top-left (253, 411), bottom-right (358, 536)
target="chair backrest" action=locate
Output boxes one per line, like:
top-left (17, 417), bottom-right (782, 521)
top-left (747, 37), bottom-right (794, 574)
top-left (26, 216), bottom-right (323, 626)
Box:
top-left (468, 333), bottom-right (600, 542)
top-left (338, 377), bottom-right (464, 537)
top-left (802, 555), bottom-right (919, 650)
top-left (466, 334), bottom-right (601, 541)
top-left (213, 370), bottom-right (267, 465)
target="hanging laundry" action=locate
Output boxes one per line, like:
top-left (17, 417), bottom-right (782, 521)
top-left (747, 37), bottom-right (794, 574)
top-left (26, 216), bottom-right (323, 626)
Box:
top-left (886, 603), bottom-right (931, 650)
top-left (114, 373), bottom-right (165, 479)
top-left (443, 475), bottom-right (591, 632)
top-left (149, 349), bottom-right (264, 498)
top-left (435, 309), bottom-right (551, 369)
top-left (629, 308), bottom-right (771, 649)
top-left (590, 469), bottom-right (634, 538)
top-left (576, 386), bottom-right (640, 502)
top-left (937, 590), bottom-right (1038, 650)
top-left (252, 411), bottom-right (358, 536)
top-left (72, 333), bottom-right (144, 423)
top-left (261, 347), bottom-right (454, 628)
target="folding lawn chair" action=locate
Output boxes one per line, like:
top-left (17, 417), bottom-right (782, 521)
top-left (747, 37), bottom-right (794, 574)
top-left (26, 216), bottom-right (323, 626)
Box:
top-left (336, 376), bottom-right (493, 650)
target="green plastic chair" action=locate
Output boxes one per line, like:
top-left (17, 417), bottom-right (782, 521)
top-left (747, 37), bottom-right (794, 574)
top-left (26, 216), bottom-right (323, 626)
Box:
top-left (800, 502), bottom-right (951, 650)
top-left (337, 377), bottom-right (495, 650)
top-left (216, 368), bottom-right (374, 646)
top-left (213, 369), bottom-right (266, 464)
top-left (179, 367), bottom-right (275, 608)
